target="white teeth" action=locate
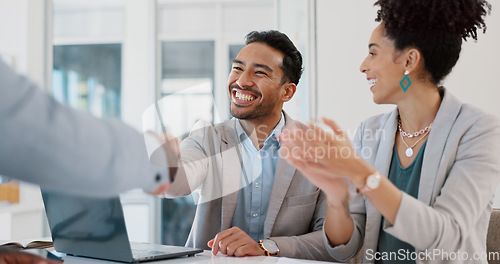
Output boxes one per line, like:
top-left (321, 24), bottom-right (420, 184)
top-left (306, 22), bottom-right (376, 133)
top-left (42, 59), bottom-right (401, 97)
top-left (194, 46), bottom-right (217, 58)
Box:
top-left (235, 91), bottom-right (255, 101)
top-left (368, 79), bottom-right (377, 86)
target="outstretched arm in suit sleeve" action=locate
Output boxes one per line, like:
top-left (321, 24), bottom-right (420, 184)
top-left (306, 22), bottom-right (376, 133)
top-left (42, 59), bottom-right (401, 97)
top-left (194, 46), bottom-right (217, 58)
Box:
top-left (0, 59), bottom-right (170, 197)
top-left (163, 122), bottom-right (215, 198)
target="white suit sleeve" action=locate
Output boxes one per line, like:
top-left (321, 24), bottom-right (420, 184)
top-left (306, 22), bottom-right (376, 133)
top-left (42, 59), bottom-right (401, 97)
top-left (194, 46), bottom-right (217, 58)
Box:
top-left (0, 59), bottom-right (170, 197)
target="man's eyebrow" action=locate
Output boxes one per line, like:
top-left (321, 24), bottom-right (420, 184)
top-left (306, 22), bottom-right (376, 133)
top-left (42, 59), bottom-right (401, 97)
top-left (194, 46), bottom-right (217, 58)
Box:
top-left (254, 63), bottom-right (273, 72)
top-left (232, 60), bottom-right (274, 73)
top-left (232, 59), bottom-right (244, 65)
top-left (368, 43), bottom-right (380, 49)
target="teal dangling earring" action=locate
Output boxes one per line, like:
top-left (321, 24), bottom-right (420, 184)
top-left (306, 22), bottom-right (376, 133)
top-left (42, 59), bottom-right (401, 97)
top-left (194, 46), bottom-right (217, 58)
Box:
top-left (400, 70), bottom-right (411, 92)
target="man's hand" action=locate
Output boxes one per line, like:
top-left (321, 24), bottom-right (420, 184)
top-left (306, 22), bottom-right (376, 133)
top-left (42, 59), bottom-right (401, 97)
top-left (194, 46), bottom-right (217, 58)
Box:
top-left (148, 182), bottom-right (171, 196)
top-left (146, 131), bottom-right (180, 170)
top-left (0, 250), bottom-right (61, 264)
top-left (279, 117), bottom-right (370, 203)
top-left (207, 227), bottom-right (265, 257)
top-left (145, 131), bottom-right (180, 195)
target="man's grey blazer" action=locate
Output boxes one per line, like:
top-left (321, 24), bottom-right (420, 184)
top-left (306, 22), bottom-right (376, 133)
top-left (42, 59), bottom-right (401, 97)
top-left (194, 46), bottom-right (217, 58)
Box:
top-left (165, 112), bottom-right (335, 261)
top-left (0, 59), bottom-right (169, 197)
top-left (326, 88), bottom-right (500, 263)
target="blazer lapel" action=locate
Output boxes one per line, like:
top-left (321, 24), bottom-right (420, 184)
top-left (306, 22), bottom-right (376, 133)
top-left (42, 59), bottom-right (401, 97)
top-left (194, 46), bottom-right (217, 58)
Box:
top-left (365, 108), bottom-right (398, 251)
top-left (374, 109), bottom-right (398, 177)
top-left (263, 112), bottom-right (296, 238)
top-left (419, 89), bottom-right (462, 205)
top-left (263, 158), bottom-right (295, 238)
top-left (220, 119), bottom-right (243, 231)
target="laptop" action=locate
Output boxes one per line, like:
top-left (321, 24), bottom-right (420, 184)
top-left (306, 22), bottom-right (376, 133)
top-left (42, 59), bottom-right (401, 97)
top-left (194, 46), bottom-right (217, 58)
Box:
top-left (41, 190), bottom-right (203, 263)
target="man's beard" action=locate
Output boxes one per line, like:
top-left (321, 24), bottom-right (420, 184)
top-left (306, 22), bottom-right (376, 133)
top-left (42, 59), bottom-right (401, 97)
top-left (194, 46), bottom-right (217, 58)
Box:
top-left (230, 104), bottom-right (271, 120)
top-left (228, 84), bottom-right (278, 120)
top-left (230, 94), bottom-right (280, 120)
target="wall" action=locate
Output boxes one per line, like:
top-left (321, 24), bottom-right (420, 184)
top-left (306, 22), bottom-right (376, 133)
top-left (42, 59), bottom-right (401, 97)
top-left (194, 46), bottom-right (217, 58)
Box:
top-left (2, 0), bottom-right (500, 240)
top-left (0, 0), bottom-right (28, 73)
top-left (0, 0), bottom-right (48, 240)
top-left (316, 0), bottom-right (500, 206)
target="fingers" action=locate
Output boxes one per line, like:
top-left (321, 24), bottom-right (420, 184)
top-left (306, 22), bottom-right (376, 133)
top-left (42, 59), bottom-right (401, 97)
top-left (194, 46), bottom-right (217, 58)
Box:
top-left (208, 227), bottom-right (263, 257)
top-left (279, 131), bottom-right (331, 167)
top-left (148, 182), bottom-right (170, 196)
top-left (225, 239), bottom-right (247, 256)
top-left (233, 243), bottom-right (264, 257)
top-left (217, 235), bottom-right (240, 255)
top-left (305, 117), bottom-right (346, 144)
top-left (280, 120), bottom-right (353, 179)
top-left (210, 229), bottom-right (233, 255)
top-left (210, 227), bottom-right (244, 255)
top-left (321, 116), bottom-right (344, 135)
top-left (207, 239), bottom-right (214, 248)
top-left (283, 152), bottom-right (326, 174)
top-left (279, 128), bottom-right (323, 162)
top-left (307, 121), bottom-right (333, 142)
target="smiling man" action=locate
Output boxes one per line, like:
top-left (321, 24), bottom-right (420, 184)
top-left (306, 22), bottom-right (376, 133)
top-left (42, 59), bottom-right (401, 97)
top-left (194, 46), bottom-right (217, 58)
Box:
top-left (161, 30), bottom-right (333, 261)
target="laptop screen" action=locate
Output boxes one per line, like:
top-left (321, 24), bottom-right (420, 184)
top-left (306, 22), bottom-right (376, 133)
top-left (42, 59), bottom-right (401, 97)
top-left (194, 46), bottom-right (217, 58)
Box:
top-left (41, 191), bottom-right (135, 262)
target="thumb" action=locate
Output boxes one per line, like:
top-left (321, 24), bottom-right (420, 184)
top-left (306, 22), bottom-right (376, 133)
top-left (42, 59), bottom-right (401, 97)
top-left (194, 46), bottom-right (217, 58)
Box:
top-left (321, 117), bottom-right (344, 135)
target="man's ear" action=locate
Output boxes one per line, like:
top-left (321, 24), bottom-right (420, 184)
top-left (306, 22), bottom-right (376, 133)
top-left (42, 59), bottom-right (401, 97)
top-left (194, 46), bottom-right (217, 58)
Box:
top-left (282, 83), bottom-right (297, 102)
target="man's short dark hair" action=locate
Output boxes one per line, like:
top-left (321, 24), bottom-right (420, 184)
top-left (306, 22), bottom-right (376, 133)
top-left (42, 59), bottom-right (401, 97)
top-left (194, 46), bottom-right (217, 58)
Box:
top-left (245, 30), bottom-right (303, 85)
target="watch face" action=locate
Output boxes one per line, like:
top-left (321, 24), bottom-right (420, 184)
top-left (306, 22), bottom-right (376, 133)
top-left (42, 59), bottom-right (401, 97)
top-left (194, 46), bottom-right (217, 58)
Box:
top-left (262, 240), bottom-right (278, 252)
top-left (367, 174), bottom-right (380, 189)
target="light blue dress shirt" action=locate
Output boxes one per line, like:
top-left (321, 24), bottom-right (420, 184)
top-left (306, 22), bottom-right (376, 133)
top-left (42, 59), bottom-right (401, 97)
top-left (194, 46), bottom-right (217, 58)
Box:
top-left (231, 113), bottom-right (285, 242)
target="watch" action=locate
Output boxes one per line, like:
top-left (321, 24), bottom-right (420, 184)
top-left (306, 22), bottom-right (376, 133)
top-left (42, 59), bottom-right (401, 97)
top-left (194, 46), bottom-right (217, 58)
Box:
top-left (259, 239), bottom-right (279, 256)
top-left (359, 172), bottom-right (381, 194)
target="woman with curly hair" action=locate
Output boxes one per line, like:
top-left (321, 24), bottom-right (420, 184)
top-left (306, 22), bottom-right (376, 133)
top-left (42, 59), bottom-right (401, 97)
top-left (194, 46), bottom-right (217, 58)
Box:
top-left (279, 0), bottom-right (500, 263)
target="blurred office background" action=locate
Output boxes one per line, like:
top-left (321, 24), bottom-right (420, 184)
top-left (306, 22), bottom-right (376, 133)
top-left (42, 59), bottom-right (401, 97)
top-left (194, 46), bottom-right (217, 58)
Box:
top-left (0, 0), bottom-right (499, 245)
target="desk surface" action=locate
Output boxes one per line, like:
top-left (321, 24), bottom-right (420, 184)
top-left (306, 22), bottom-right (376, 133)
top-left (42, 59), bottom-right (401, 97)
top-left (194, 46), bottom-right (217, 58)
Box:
top-left (59, 250), bottom-right (339, 264)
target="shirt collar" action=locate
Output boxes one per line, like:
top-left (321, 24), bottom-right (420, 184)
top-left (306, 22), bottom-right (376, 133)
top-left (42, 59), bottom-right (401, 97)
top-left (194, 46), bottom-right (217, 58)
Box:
top-left (236, 112), bottom-right (285, 146)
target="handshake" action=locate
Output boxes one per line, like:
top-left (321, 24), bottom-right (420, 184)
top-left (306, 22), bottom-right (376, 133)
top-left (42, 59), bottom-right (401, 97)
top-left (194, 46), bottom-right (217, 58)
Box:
top-left (144, 131), bottom-right (181, 196)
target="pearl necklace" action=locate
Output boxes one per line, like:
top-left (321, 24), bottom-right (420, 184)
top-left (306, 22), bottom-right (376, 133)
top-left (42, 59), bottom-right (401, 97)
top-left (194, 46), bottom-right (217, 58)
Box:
top-left (398, 119), bottom-right (433, 157)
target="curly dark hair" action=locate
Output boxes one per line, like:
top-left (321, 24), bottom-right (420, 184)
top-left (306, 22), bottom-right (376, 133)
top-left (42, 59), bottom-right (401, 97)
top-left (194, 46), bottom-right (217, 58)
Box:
top-left (374, 0), bottom-right (491, 84)
top-left (245, 30), bottom-right (303, 85)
